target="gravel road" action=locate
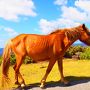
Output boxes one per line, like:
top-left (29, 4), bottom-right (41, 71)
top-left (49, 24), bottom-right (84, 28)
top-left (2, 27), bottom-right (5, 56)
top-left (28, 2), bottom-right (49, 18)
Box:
top-left (14, 78), bottom-right (90, 90)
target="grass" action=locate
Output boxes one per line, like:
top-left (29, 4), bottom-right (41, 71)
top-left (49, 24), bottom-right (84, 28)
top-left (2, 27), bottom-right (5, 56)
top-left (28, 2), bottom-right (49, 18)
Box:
top-left (0, 59), bottom-right (90, 88)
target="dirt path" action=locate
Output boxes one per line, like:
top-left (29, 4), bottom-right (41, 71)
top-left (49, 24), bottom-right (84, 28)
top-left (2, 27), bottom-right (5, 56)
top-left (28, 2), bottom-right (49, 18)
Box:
top-left (14, 79), bottom-right (90, 90)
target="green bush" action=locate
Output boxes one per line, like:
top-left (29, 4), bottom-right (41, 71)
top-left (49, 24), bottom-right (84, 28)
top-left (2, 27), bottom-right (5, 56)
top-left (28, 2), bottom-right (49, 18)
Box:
top-left (80, 47), bottom-right (90, 60)
top-left (10, 54), bottom-right (16, 65)
top-left (24, 56), bottom-right (34, 64)
top-left (10, 54), bottom-right (34, 65)
top-left (0, 54), bottom-right (34, 65)
top-left (0, 56), bottom-right (2, 65)
top-left (65, 45), bottom-right (84, 58)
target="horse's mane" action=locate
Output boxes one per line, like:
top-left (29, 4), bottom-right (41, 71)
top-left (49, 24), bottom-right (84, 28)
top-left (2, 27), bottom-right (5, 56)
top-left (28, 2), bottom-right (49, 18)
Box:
top-left (50, 29), bottom-right (63, 34)
top-left (50, 27), bottom-right (81, 40)
top-left (65, 28), bottom-right (81, 40)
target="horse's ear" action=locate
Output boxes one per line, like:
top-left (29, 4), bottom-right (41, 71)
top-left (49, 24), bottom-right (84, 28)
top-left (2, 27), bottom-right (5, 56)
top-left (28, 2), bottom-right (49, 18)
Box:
top-left (82, 24), bottom-right (90, 35)
top-left (82, 24), bottom-right (87, 31)
top-left (82, 24), bottom-right (85, 28)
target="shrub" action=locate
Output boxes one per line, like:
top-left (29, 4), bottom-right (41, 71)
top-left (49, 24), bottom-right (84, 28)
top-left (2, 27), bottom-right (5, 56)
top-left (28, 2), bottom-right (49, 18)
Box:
top-left (10, 54), bottom-right (34, 65)
top-left (64, 45), bottom-right (84, 58)
top-left (80, 47), bottom-right (90, 60)
top-left (10, 54), bottom-right (16, 65)
top-left (24, 56), bottom-right (34, 64)
top-left (0, 56), bottom-right (2, 65)
top-left (0, 54), bottom-right (34, 65)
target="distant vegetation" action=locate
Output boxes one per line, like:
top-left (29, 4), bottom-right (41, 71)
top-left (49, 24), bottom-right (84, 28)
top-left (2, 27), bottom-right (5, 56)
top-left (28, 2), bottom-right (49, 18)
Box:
top-left (0, 45), bottom-right (90, 65)
top-left (0, 56), bottom-right (2, 65)
top-left (0, 54), bottom-right (34, 65)
top-left (64, 45), bottom-right (90, 60)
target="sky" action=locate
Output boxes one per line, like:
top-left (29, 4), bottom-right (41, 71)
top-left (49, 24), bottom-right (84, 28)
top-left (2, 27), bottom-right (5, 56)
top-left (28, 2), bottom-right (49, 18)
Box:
top-left (0, 0), bottom-right (90, 48)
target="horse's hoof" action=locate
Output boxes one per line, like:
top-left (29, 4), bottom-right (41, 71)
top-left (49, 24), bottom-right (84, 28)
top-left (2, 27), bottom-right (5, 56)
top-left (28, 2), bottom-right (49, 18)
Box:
top-left (62, 82), bottom-right (71, 86)
top-left (64, 82), bottom-right (71, 86)
top-left (15, 81), bottom-right (20, 85)
top-left (21, 83), bottom-right (25, 88)
top-left (40, 83), bottom-right (45, 88)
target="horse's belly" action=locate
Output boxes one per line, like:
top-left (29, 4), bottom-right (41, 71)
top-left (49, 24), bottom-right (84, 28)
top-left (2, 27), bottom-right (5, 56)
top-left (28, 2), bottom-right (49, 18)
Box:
top-left (27, 48), bottom-right (52, 61)
top-left (26, 38), bottom-right (53, 61)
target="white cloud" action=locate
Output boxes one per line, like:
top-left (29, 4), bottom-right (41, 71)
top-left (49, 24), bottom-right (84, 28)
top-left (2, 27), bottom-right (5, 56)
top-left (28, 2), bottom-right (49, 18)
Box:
top-left (0, 26), bottom-right (18, 47)
top-left (0, 39), bottom-right (4, 42)
top-left (75, 0), bottom-right (90, 13)
top-left (39, 0), bottom-right (90, 34)
top-left (4, 27), bottom-right (18, 36)
top-left (0, 39), bottom-right (5, 48)
top-left (61, 6), bottom-right (87, 22)
top-left (60, 0), bottom-right (90, 23)
top-left (39, 19), bottom-right (57, 34)
top-left (39, 18), bottom-right (80, 34)
top-left (75, 0), bottom-right (90, 22)
top-left (54, 0), bottom-right (68, 5)
top-left (0, 0), bottom-right (37, 21)
top-left (0, 26), bottom-right (18, 36)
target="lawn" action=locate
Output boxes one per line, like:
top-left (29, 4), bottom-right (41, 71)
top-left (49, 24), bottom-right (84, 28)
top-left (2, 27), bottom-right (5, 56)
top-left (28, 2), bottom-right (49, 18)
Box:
top-left (0, 59), bottom-right (90, 88)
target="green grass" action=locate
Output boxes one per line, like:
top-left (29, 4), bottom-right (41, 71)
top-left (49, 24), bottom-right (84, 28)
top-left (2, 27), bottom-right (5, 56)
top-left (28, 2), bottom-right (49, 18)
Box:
top-left (0, 59), bottom-right (90, 88)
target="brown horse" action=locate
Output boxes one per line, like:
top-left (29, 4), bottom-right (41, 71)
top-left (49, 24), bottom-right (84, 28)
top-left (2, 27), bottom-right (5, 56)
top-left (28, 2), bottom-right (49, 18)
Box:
top-left (1, 24), bottom-right (90, 88)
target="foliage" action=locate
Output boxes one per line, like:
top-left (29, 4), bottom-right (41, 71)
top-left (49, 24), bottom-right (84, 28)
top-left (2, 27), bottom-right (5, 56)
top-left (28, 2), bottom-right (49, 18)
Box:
top-left (10, 54), bottom-right (16, 65)
top-left (64, 45), bottom-right (84, 58)
top-left (0, 56), bottom-right (2, 65)
top-left (65, 45), bottom-right (90, 60)
top-left (10, 54), bottom-right (34, 65)
top-left (0, 54), bottom-right (34, 65)
top-left (24, 56), bottom-right (35, 64)
top-left (80, 46), bottom-right (90, 60)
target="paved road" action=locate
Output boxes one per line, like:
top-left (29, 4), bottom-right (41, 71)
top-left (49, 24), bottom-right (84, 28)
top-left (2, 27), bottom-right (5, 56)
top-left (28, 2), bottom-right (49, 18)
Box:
top-left (14, 79), bottom-right (90, 90)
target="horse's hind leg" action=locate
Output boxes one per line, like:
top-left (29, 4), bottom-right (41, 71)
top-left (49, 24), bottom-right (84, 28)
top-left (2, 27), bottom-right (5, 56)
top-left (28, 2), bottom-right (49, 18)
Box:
top-left (13, 64), bottom-right (20, 85)
top-left (13, 55), bottom-right (25, 87)
top-left (40, 59), bottom-right (56, 88)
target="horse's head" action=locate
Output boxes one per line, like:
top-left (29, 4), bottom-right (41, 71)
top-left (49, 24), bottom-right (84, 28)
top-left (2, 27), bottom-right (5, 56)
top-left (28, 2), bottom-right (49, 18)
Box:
top-left (79, 24), bottom-right (90, 45)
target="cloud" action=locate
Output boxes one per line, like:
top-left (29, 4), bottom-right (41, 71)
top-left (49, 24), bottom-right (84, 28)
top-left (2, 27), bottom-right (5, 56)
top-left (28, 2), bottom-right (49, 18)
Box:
top-left (39, 18), bottom-right (80, 34)
top-left (54, 0), bottom-right (68, 5)
top-left (0, 39), bottom-right (5, 48)
top-left (0, 26), bottom-right (18, 47)
top-left (4, 27), bottom-right (18, 36)
top-left (0, 0), bottom-right (37, 21)
top-left (75, 0), bottom-right (90, 13)
top-left (39, 19), bottom-right (57, 34)
top-left (0, 26), bottom-right (18, 36)
top-left (61, 6), bottom-right (87, 22)
top-left (75, 0), bottom-right (90, 22)
top-left (0, 39), bottom-right (4, 42)
top-left (39, 0), bottom-right (90, 34)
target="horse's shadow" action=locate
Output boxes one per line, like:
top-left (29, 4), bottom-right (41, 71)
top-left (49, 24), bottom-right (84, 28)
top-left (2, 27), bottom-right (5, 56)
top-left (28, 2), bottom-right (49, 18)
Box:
top-left (13, 76), bottom-right (90, 90)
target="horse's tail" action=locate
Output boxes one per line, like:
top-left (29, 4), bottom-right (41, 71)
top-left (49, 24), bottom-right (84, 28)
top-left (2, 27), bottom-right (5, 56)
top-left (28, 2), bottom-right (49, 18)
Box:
top-left (1, 40), bottom-right (12, 87)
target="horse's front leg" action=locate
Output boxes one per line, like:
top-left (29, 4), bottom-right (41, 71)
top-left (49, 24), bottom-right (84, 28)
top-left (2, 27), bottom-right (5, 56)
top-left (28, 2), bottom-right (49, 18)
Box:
top-left (57, 58), bottom-right (70, 86)
top-left (40, 59), bottom-right (56, 88)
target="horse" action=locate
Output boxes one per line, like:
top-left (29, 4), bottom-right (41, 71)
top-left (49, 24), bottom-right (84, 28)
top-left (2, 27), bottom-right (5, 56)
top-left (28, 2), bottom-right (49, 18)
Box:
top-left (1, 24), bottom-right (90, 88)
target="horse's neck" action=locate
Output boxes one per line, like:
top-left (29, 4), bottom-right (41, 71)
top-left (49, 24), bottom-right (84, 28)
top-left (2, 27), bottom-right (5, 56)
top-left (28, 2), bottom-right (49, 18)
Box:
top-left (65, 28), bottom-right (80, 42)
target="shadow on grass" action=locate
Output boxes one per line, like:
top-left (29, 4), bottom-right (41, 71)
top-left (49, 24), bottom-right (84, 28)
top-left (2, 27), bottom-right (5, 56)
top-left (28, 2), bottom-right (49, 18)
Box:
top-left (13, 76), bottom-right (90, 90)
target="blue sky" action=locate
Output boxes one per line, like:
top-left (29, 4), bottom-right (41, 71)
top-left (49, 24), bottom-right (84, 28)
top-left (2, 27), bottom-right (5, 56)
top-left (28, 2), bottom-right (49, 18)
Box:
top-left (0, 0), bottom-right (90, 47)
